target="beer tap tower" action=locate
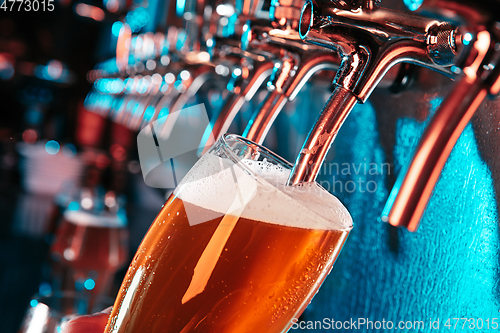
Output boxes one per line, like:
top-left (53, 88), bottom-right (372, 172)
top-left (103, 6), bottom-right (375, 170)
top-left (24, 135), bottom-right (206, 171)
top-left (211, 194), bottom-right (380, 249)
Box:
top-left (73, 0), bottom-right (500, 326)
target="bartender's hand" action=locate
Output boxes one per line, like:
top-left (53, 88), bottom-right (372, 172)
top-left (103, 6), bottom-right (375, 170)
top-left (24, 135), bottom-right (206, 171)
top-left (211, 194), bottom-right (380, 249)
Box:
top-left (60, 307), bottom-right (111, 333)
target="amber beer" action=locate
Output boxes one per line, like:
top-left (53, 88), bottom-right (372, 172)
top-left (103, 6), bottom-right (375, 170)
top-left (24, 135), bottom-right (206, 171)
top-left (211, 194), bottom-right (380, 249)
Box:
top-left (106, 135), bottom-right (352, 333)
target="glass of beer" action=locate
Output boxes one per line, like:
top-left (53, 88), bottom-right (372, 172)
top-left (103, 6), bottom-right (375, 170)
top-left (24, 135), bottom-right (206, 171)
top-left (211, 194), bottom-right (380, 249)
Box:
top-left (50, 190), bottom-right (129, 304)
top-left (105, 134), bottom-right (352, 333)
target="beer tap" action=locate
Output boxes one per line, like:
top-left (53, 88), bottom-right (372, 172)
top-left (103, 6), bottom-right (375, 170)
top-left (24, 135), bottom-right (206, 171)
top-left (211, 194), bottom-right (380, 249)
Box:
top-left (205, 0), bottom-right (340, 147)
top-left (207, 48), bottom-right (276, 143)
top-left (241, 0), bottom-right (340, 143)
top-left (163, 0), bottom-right (271, 117)
top-left (86, 25), bottom-right (190, 129)
top-left (287, 0), bottom-right (459, 185)
top-left (202, 1), bottom-right (279, 146)
top-left (154, 2), bottom-right (221, 127)
top-left (111, 0), bottom-right (221, 134)
top-left (382, 0), bottom-right (500, 231)
top-left (156, 0), bottom-right (275, 140)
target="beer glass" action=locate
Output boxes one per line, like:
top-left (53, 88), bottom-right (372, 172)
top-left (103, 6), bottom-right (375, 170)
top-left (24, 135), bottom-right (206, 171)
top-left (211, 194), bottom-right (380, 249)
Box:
top-left (50, 193), bottom-right (129, 303)
top-left (105, 134), bottom-right (352, 333)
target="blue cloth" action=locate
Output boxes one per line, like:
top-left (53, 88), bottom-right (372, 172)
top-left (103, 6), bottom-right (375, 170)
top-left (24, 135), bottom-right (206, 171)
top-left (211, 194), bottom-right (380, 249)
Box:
top-left (297, 100), bottom-right (500, 332)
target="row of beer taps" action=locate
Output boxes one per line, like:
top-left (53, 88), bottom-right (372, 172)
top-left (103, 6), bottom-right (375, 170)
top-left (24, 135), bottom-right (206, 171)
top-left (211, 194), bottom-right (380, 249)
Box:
top-left (86, 0), bottom-right (500, 231)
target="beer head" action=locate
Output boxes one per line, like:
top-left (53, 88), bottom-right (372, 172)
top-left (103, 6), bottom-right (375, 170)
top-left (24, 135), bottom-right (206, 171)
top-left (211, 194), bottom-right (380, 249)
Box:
top-left (175, 134), bottom-right (353, 231)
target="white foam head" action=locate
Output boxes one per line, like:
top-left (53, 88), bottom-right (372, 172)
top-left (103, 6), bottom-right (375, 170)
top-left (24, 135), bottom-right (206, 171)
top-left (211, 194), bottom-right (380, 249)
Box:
top-left (175, 152), bottom-right (352, 231)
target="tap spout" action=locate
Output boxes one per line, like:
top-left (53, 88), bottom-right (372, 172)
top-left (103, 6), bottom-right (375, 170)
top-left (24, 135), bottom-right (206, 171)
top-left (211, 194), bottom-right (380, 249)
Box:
top-left (383, 26), bottom-right (500, 231)
top-left (287, 85), bottom-right (359, 184)
top-left (288, 0), bottom-right (461, 185)
top-left (201, 60), bottom-right (275, 152)
top-left (243, 42), bottom-right (339, 143)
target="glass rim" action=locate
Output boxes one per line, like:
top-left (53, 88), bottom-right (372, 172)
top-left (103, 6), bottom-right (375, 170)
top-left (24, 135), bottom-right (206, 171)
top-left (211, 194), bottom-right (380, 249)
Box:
top-left (221, 134), bottom-right (294, 170)
top-left (219, 135), bottom-right (352, 231)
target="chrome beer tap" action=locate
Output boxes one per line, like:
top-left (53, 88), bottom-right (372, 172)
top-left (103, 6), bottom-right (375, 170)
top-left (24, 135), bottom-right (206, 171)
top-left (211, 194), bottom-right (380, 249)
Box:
top-left (288, 0), bottom-right (459, 184)
top-left (202, 1), bottom-right (280, 146)
top-left (240, 0), bottom-right (341, 143)
top-left (159, 0), bottom-right (279, 140)
top-left (119, 0), bottom-right (224, 135)
top-left (382, 0), bottom-right (500, 231)
top-left (155, 1), bottom-right (222, 127)
top-left (206, 45), bottom-right (276, 143)
top-left (206, 0), bottom-right (341, 146)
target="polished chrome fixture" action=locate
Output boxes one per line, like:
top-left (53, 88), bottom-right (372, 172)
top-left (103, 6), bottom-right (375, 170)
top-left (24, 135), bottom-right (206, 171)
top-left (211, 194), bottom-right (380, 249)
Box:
top-left (288, 0), bottom-right (459, 185)
top-left (240, 0), bottom-right (340, 143)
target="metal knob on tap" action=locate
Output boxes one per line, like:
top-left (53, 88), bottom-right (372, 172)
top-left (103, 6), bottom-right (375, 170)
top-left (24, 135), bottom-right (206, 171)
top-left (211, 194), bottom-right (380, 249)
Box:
top-left (427, 22), bottom-right (461, 65)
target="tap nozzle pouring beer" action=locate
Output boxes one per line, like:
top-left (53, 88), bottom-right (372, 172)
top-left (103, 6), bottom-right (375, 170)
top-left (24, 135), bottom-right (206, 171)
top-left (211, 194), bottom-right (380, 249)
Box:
top-left (288, 0), bottom-right (460, 185)
top-left (240, 6), bottom-right (341, 143)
